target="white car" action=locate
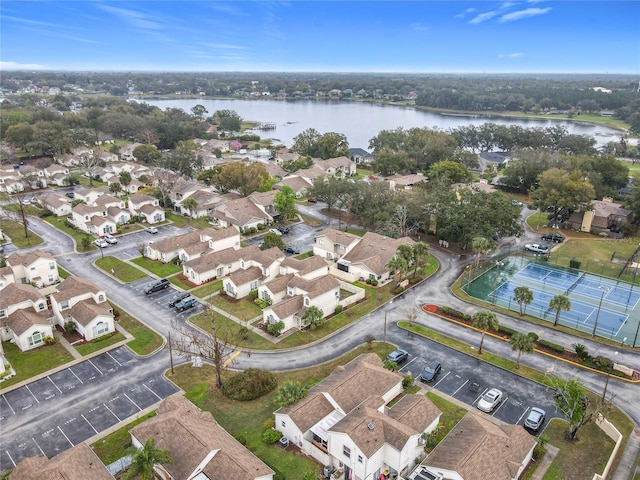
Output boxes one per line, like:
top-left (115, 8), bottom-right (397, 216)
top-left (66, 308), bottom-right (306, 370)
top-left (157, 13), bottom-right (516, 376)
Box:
top-left (477, 388), bottom-right (503, 412)
top-left (524, 243), bottom-right (549, 254)
top-left (104, 234), bottom-right (118, 244)
top-left (146, 227), bottom-right (159, 234)
top-left (268, 228), bottom-right (283, 236)
top-left (93, 239), bottom-right (109, 248)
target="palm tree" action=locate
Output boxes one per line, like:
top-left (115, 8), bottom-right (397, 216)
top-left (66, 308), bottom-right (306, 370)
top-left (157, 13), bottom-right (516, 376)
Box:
top-left (396, 244), bottom-right (414, 265)
top-left (125, 437), bottom-right (173, 480)
top-left (510, 332), bottom-right (536, 369)
top-left (471, 236), bottom-right (494, 266)
top-left (301, 305), bottom-right (324, 330)
top-left (549, 294), bottom-right (571, 327)
top-left (472, 310), bottom-right (499, 354)
top-left (513, 286), bottom-right (534, 316)
top-left (182, 197), bottom-right (198, 217)
top-left (273, 380), bottom-right (308, 407)
top-left (387, 255), bottom-right (408, 282)
top-left (411, 241), bottom-right (429, 278)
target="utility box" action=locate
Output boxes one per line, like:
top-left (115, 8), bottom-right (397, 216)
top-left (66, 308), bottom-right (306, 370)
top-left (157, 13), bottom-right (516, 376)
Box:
top-left (279, 437), bottom-right (289, 449)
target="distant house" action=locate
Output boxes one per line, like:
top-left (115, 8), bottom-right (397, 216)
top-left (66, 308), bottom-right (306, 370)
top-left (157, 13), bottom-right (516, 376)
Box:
top-left (567, 198), bottom-right (633, 234)
top-left (130, 395), bottom-right (274, 480)
top-left (38, 194), bottom-right (72, 217)
top-left (275, 354), bottom-right (441, 480)
top-left (119, 142), bottom-right (143, 161)
top-left (386, 173), bottom-right (428, 191)
top-left (275, 175), bottom-right (314, 197)
top-left (312, 156), bottom-right (357, 178)
top-left (0, 283), bottom-right (54, 351)
top-left (478, 151), bottom-right (510, 172)
top-left (313, 228), bottom-right (361, 261)
top-left (128, 193), bottom-right (165, 224)
top-left (222, 247), bottom-right (285, 299)
top-left (182, 245), bottom-right (260, 286)
top-left (5, 249), bottom-right (59, 288)
top-left (9, 442), bottom-right (115, 480)
top-left (417, 414), bottom-right (536, 480)
top-left (212, 197), bottom-right (272, 232)
top-left (145, 227), bottom-right (240, 264)
top-left (348, 148), bottom-right (373, 165)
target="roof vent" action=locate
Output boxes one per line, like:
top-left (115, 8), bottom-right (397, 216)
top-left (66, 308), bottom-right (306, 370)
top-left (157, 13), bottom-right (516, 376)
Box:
top-left (367, 423), bottom-right (374, 430)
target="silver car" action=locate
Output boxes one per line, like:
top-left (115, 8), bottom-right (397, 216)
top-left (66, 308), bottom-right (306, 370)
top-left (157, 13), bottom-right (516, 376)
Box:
top-left (477, 388), bottom-right (503, 412)
top-left (524, 407), bottom-right (546, 431)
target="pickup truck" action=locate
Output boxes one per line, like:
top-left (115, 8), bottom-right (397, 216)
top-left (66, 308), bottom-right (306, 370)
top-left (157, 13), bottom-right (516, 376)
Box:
top-left (144, 278), bottom-right (170, 294)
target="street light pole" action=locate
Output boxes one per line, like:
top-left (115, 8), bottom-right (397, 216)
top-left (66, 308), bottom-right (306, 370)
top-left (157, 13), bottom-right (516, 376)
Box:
top-left (492, 261), bottom-right (504, 305)
top-left (383, 300), bottom-right (393, 344)
top-left (601, 351), bottom-right (618, 401)
top-left (592, 286), bottom-right (610, 338)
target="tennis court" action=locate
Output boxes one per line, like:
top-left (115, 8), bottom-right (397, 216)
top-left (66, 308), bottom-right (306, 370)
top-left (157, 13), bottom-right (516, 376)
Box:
top-left (464, 256), bottom-right (640, 344)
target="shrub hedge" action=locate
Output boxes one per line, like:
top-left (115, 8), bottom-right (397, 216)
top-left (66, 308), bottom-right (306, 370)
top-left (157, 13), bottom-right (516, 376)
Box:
top-left (221, 368), bottom-right (277, 401)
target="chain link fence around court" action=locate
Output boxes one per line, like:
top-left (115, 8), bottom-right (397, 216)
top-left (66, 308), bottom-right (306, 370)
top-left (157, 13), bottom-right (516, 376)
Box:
top-left (463, 253), bottom-right (640, 347)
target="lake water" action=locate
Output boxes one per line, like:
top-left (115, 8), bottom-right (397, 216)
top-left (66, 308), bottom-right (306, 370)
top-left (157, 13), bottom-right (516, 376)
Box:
top-left (138, 98), bottom-right (622, 149)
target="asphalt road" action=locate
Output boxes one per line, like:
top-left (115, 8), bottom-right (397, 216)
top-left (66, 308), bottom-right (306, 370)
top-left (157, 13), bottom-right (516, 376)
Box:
top-left (1, 208), bottom-right (639, 475)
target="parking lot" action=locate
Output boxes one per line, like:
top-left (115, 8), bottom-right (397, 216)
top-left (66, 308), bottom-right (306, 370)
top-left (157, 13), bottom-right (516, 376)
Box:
top-left (0, 347), bottom-right (177, 470)
top-left (391, 331), bottom-right (560, 433)
top-left (243, 222), bottom-right (322, 255)
top-left (128, 278), bottom-right (206, 321)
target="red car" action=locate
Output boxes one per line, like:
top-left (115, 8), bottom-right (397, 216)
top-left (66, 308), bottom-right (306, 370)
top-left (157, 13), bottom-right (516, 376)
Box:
top-left (307, 197), bottom-right (317, 203)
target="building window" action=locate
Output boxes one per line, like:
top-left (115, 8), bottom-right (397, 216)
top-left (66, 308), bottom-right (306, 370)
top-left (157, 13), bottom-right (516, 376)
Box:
top-left (335, 289), bottom-right (340, 298)
top-left (49, 262), bottom-right (55, 270)
top-left (358, 455), bottom-right (363, 463)
top-left (343, 446), bottom-right (351, 458)
top-left (98, 294), bottom-right (105, 302)
top-left (241, 261), bottom-right (245, 268)
top-left (48, 275), bottom-right (54, 283)
top-left (60, 301), bottom-right (69, 310)
top-left (28, 331), bottom-right (44, 347)
top-left (318, 239), bottom-right (324, 245)
top-left (217, 267), bottom-right (224, 277)
top-left (312, 433), bottom-right (328, 450)
top-left (281, 421), bottom-right (286, 428)
top-left (225, 283), bottom-right (235, 295)
top-left (304, 298), bottom-right (310, 306)
top-left (250, 281), bottom-right (258, 291)
top-left (38, 303), bottom-right (45, 310)
top-left (287, 287), bottom-right (294, 296)
top-left (94, 321), bottom-right (109, 336)
top-left (0, 310), bottom-right (6, 318)
top-left (267, 314), bottom-right (275, 324)
top-left (30, 266), bottom-right (36, 271)
top-left (261, 291), bottom-right (271, 302)
top-left (369, 273), bottom-right (376, 281)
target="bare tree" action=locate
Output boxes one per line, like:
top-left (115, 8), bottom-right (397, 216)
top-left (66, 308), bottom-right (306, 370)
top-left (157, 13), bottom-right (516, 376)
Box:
top-left (154, 169), bottom-right (180, 208)
top-left (170, 308), bottom-right (236, 389)
top-left (79, 150), bottom-right (100, 187)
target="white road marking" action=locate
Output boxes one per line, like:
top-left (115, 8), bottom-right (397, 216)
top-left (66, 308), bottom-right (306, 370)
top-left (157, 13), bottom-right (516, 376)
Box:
top-left (473, 388), bottom-right (488, 406)
top-left (452, 379), bottom-right (470, 397)
top-left (68, 368), bottom-right (84, 385)
top-left (108, 351), bottom-right (123, 366)
top-left (2, 395), bottom-right (16, 415)
top-left (48, 376), bottom-right (63, 394)
top-left (58, 425), bottom-right (74, 446)
top-left (5, 450), bottom-right (16, 467)
top-left (400, 357), bottom-right (418, 371)
top-left (81, 414), bottom-right (98, 435)
top-left (493, 396), bottom-right (509, 415)
top-left (143, 384), bottom-right (162, 400)
top-left (24, 385), bottom-right (40, 404)
top-left (433, 371), bottom-right (450, 388)
top-left (123, 393), bottom-right (141, 411)
top-left (88, 360), bottom-right (103, 375)
top-left (517, 407), bottom-right (530, 425)
top-left (103, 402), bottom-right (121, 422)
top-left (32, 438), bottom-right (45, 456)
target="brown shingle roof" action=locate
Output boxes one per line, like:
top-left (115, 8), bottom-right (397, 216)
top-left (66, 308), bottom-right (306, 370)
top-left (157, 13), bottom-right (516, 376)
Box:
top-left (228, 266), bottom-right (262, 286)
top-left (271, 295), bottom-right (304, 319)
top-left (5, 309), bottom-right (51, 336)
top-left (424, 414), bottom-right (536, 480)
top-left (318, 228), bottom-right (360, 246)
top-left (130, 396), bottom-right (273, 480)
top-left (280, 255), bottom-right (328, 276)
top-left (341, 232), bottom-right (414, 275)
top-left (150, 229), bottom-right (214, 254)
top-left (185, 245), bottom-right (260, 274)
top-left (6, 249), bottom-right (53, 268)
top-left (262, 273), bottom-right (296, 294)
top-left (53, 276), bottom-right (101, 303)
top-left (9, 442), bottom-right (114, 480)
top-left (0, 283), bottom-right (44, 310)
top-left (68, 299), bottom-right (112, 327)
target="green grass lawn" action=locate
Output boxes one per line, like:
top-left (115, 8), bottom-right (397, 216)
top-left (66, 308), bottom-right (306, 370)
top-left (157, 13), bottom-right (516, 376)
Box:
top-left (0, 220), bottom-right (44, 248)
top-left (191, 279), bottom-right (223, 298)
top-left (58, 266), bottom-right (71, 279)
top-left (299, 213), bottom-right (322, 227)
top-left (190, 310), bottom-right (275, 350)
top-left (95, 256), bottom-right (148, 283)
top-left (542, 418), bottom-right (615, 480)
top-left (117, 310), bottom-right (164, 355)
top-left (91, 412), bottom-right (157, 464)
top-left (1, 341), bottom-right (74, 388)
top-left (424, 392), bottom-right (468, 450)
top-left (208, 293), bottom-right (263, 322)
top-left (75, 331), bottom-right (127, 356)
top-left (43, 216), bottom-right (96, 252)
top-left (165, 212), bottom-right (211, 229)
top-left (169, 344), bottom-right (395, 479)
top-left (168, 275), bottom-right (194, 290)
top-left (131, 256), bottom-right (182, 277)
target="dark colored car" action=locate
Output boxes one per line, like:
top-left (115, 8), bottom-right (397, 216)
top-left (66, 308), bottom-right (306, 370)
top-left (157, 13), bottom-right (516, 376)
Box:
top-left (65, 192), bottom-right (74, 198)
top-left (277, 226), bottom-right (290, 234)
top-left (144, 278), bottom-right (170, 294)
top-left (420, 360), bottom-right (442, 383)
top-left (386, 349), bottom-right (409, 364)
top-left (284, 245), bottom-right (300, 254)
top-left (175, 297), bottom-right (197, 312)
top-left (168, 292), bottom-right (191, 307)
top-left (307, 197), bottom-right (317, 203)
top-left (541, 233), bottom-right (564, 243)
top-left (524, 407), bottom-right (546, 431)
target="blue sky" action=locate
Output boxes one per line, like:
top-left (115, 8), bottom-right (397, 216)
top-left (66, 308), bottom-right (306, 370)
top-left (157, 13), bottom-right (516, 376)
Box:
top-left (1, 1), bottom-right (639, 73)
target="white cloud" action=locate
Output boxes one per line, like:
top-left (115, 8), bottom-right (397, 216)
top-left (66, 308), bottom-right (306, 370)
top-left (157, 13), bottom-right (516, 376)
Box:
top-left (96, 4), bottom-right (163, 30)
top-left (498, 7), bottom-right (552, 22)
top-left (201, 43), bottom-right (248, 51)
top-left (455, 7), bottom-right (476, 19)
top-left (498, 53), bottom-right (525, 58)
top-left (0, 61), bottom-right (48, 70)
top-left (469, 11), bottom-right (500, 24)
top-left (412, 22), bottom-right (429, 32)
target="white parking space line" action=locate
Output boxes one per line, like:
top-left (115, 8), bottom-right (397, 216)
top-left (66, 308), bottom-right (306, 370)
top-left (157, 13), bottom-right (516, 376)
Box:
top-left (143, 384), bottom-right (162, 401)
top-left (493, 397), bottom-right (509, 415)
top-left (103, 402), bottom-right (121, 422)
top-left (107, 351), bottom-right (122, 367)
top-left (48, 376), bottom-right (63, 394)
top-left (58, 425), bottom-right (74, 447)
top-left (88, 359), bottom-right (104, 375)
top-left (81, 414), bottom-right (98, 435)
top-left (400, 357), bottom-right (418, 371)
top-left (123, 393), bottom-right (141, 411)
top-left (2, 395), bottom-right (16, 415)
top-left (5, 450), bottom-right (16, 467)
top-left (452, 379), bottom-right (470, 397)
top-left (433, 371), bottom-right (450, 388)
top-left (473, 388), bottom-right (488, 406)
top-left (24, 385), bottom-right (40, 404)
top-left (517, 407), bottom-right (530, 425)
top-left (32, 438), bottom-right (45, 456)
top-left (68, 368), bottom-right (84, 386)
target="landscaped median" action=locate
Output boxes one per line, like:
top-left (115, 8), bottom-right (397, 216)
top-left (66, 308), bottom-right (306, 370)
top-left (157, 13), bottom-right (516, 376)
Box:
top-left (422, 304), bottom-right (640, 382)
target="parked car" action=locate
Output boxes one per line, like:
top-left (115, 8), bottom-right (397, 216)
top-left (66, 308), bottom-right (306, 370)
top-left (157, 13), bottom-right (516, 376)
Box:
top-left (277, 226), bottom-right (290, 234)
top-left (21, 199), bottom-right (31, 206)
top-left (175, 297), bottom-right (197, 312)
top-left (307, 197), bottom-right (317, 203)
top-left (268, 228), bottom-right (282, 236)
top-left (146, 226), bottom-right (159, 234)
top-left (386, 349), bottom-right (409, 364)
top-left (168, 292), bottom-right (191, 307)
top-left (65, 192), bottom-right (74, 198)
top-left (284, 245), bottom-right (300, 255)
top-left (104, 234), bottom-right (118, 244)
top-left (420, 359), bottom-right (442, 383)
top-left (541, 233), bottom-right (564, 243)
top-left (524, 243), bottom-right (549, 254)
top-left (144, 278), bottom-right (170, 294)
top-left (524, 407), bottom-right (546, 431)
top-left (477, 388), bottom-right (503, 412)
top-left (511, 199), bottom-right (523, 207)
top-left (93, 239), bottom-right (109, 248)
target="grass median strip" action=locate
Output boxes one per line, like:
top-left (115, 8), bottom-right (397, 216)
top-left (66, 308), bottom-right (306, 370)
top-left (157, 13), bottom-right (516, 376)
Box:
top-left (75, 332), bottom-right (127, 356)
top-left (117, 310), bottom-right (164, 355)
top-left (0, 219), bottom-right (44, 248)
top-left (91, 412), bottom-right (157, 464)
top-left (1, 342), bottom-right (74, 389)
top-left (95, 256), bottom-right (147, 283)
top-left (131, 256), bottom-right (181, 277)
